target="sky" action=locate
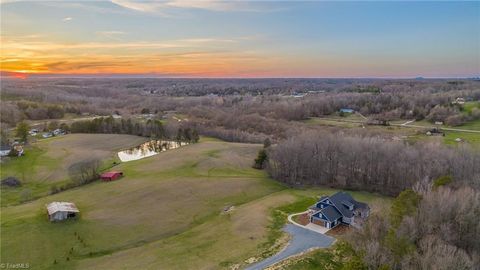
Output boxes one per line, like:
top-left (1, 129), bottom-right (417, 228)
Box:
top-left (1, 0), bottom-right (479, 78)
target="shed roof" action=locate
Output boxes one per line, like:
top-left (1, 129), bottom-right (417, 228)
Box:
top-left (46, 202), bottom-right (79, 215)
top-left (101, 171), bottom-right (122, 178)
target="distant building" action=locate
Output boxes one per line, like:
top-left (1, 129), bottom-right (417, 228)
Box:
top-left (291, 92), bottom-right (306, 98)
top-left (29, 129), bottom-right (39, 136)
top-left (426, 128), bottom-right (444, 136)
top-left (452, 97), bottom-right (465, 105)
top-left (53, 129), bottom-right (65, 136)
top-left (308, 192), bottom-right (370, 229)
top-left (46, 202), bottom-right (79, 222)
top-left (100, 171), bottom-right (123, 181)
top-left (434, 121), bottom-right (444, 125)
top-left (0, 145), bottom-right (11, 157)
top-left (339, 108), bottom-right (354, 114)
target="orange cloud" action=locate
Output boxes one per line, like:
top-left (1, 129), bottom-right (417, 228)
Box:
top-left (0, 35), bottom-right (280, 76)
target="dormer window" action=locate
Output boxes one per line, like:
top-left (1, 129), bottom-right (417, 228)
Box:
top-left (342, 201), bottom-right (354, 210)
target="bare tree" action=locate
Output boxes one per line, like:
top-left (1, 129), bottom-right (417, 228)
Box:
top-left (68, 158), bottom-right (101, 185)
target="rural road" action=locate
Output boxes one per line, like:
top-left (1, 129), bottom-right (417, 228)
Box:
top-left (315, 117), bottom-right (480, 133)
top-left (245, 224), bottom-right (335, 270)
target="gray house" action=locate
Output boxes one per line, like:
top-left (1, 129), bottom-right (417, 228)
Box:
top-left (308, 192), bottom-right (370, 229)
top-left (46, 202), bottom-right (79, 221)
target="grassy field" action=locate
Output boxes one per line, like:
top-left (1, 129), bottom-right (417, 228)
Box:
top-left (462, 101), bottom-right (480, 115)
top-left (0, 134), bottom-right (146, 206)
top-left (1, 136), bottom-right (391, 270)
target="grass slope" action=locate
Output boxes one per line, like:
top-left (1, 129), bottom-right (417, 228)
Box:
top-left (1, 137), bottom-right (391, 270)
top-left (1, 134), bottom-right (146, 206)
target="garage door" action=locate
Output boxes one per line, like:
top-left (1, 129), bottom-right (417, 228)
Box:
top-left (312, 219), bottom-right (325, 227)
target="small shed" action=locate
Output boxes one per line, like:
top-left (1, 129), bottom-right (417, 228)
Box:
top-left (46, 202), bottom-right (79, 221)
top-left (100, 171), bottom-right (123, 181)
top-left (340, 108), bottom-right (354, 114)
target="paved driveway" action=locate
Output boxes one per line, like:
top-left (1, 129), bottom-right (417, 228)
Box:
top-left (245, 224), bottom-right (335, 270)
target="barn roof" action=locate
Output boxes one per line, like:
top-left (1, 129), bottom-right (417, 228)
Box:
top-left (46, 202), bottom-right (79, 215)
top-left (101, 171), bottom-right (122, 177)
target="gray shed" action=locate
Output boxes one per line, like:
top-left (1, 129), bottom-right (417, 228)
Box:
top-left (46, 202), bottom-right (79, 221)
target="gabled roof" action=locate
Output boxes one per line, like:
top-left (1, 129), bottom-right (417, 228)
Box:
top-left (46, 202), bottom-right (79, 215)
top-left (320, 192), bottom-right (369, 218)
top-left (318, 205), bottom-right (342, 222)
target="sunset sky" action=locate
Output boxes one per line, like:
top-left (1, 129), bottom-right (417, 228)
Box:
top-left (1, 1), bottom-right (479, 78)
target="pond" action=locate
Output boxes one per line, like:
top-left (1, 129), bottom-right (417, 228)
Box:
top-left (117, 140), bottom-right (188, 162)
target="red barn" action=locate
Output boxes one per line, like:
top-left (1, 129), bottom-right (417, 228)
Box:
top-left (100, 171), bottom-right (123, 181)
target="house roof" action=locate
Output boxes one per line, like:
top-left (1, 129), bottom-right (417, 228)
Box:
top-left (319, 205), bottom-right (342, 222)
top-left (321, 192), bottom-right (369, 218)
top-left (46, 202), bottom-right (79, 215)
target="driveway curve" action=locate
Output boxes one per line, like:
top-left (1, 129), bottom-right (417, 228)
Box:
top-left (245, 224), bottom-right (335, 270)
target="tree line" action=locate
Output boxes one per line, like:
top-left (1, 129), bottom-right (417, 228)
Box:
top-left (267, 132), bottom-right (480, 196)
top-left (69, 117), bottom-right (199, 143)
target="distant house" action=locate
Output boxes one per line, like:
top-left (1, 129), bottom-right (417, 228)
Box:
top-left (46, 202), bottom-right (79, 221)
top-left (339, 108), bottom-right (354, 114)
top-left (291, 92), bottom-right (307, 98)
top-left (0, 145), bottom-right (11, 157)
top-left (100, 171), bottom-right (123, 181)
top-left (29, 129), bottom-right (39, 136)
top-left (452, 97), bottom-right (465, 105)
top-left (53, 129), bottom-right (65, 136)
top-left (308, 192), bottom-right (370, 229)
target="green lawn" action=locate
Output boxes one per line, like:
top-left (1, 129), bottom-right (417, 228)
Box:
top-left (1, 134), bottom-right (145, 206)
top-left (457, 119), bottom-right (480, 131)
top-left (0, 146), bottom-right (62, 205)
top-left (461, 101), bottom-right (480, 115)
top-left (444, 130), bottom-right (480, 147)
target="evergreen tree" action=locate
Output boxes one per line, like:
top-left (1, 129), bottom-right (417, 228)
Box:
top-left (15, 122), bottom-right (30, 143)
top-left (253, 149), bottom-right (268, 169)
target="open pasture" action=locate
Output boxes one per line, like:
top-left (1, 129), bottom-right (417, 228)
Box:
top-left (0, 134), bottom-right (146, 206)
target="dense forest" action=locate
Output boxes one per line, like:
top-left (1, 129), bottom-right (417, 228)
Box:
top-left (2, 78), bottom-right (479, 142)
top-left (347, 186), bottom-right (479, 269)
top-left (267, 132), bottom-right (480, 196)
